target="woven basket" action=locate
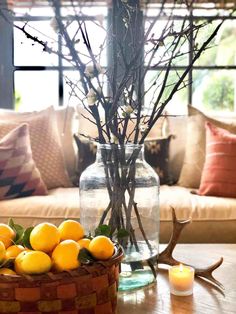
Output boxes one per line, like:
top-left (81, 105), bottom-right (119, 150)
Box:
top-left (0, 245), bottom-right (123, 314)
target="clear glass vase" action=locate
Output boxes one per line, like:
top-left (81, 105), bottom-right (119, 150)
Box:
top-left (79, 143), bottom-right (160, 291)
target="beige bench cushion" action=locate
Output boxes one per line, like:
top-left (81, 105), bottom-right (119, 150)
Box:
top-left (160, 220), bottom-right (236, 243)
top-left (160, 185), bottom-right (236, 221)
top-left (0, 185), bottom-right (235, 243)
top-left (160, 185), bottom-right (236, 243)
top-left (0, 188), bottom-right (79, 227)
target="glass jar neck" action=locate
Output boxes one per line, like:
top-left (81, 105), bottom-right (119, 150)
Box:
top-left (96, 143), bottom-right (144, 163)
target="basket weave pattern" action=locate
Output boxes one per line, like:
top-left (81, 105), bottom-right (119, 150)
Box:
top-left (0, 247), bottom-right (123, 314)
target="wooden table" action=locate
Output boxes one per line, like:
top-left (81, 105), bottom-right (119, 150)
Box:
top-left (117, 244), bottom-right (236, 314)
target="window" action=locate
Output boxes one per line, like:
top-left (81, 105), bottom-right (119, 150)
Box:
top-left (12, 2), bottom-right (108, 111)
top-left (0, 1), bottom-right (235, 114)
top-left (144, 4), bottom-right (236, 115)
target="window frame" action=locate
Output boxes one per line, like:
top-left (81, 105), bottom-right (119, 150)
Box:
top-left (13, 4), bottom-right (107, 109)
top-left (145, 9), bottom-right (236, 108)
top-left (0, 3), bottom-right (236, 111)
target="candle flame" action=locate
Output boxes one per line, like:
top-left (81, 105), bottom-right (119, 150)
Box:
top-left (179, 264), bottom-right (183, 272)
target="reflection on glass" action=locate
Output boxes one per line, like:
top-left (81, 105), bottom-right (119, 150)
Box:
top-left (192, 70), bottom-right (236, 113)
top-left (14, 71), bottom-right (58, 111)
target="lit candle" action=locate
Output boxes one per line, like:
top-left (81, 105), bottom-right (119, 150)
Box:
top-left (168, 264), bottom-right (195, 296)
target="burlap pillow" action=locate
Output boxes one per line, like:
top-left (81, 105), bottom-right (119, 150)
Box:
top-left (178, 106), bottom-right (236, 188)
top-left (55, 106), bottom-right (76, 179)
top-left (0, 107), bottom-right (72, 189)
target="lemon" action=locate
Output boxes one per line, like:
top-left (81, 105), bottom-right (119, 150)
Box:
top-left (30, 223), bottom-right (60, 253)
top-left (52, 240), bottom-right (80, 272)
top-left (0, 224), bottom-right (15, 248)
top-left (14, 251), bottom-right (27, 274)
top-left (0, 241), bottom-right (6, 262)
top-left (77, 238), bottom-right (91, 250)
top-left (88, 236), bottom-right (114, 260)
top-left (5, 245), bottom-right (25, 260)
top-left (14, 251), bottom-right (51, 275)
top-left (58, 220), bottom-right (84, 241)
top-left (0, 268), bottom-right (16, 275)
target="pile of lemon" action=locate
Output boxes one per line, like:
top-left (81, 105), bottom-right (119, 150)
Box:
top-left (0, 220), bottom-right (115, 276)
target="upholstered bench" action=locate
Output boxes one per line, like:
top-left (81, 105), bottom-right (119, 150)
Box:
top-left (0, 105), bottom-right (235, 243)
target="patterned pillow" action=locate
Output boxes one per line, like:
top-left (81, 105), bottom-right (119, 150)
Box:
top-left (198, 122), bottom-right (236, 198)
top-left (74, 134), bottom-right (173, 186)
top-left (0, 124), bottom-right (48, 200)
top-left (0, 107), bottom-right (72, 189)
top-left (144, 136), bottom-right (173, 185)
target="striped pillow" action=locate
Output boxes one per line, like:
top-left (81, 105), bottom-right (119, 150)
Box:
top-left (0, 124), bottom-right (48, 200)
top-left (198, 122), bottom-right (236, 198)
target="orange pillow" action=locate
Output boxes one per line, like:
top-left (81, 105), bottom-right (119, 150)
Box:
top-left (198, 122), bottom-right (236, 198)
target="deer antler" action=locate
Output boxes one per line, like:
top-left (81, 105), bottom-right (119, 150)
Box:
top-left (194, 258), bottom-right (224, 289)
top-left (158, 207), bottom-right (224, 289)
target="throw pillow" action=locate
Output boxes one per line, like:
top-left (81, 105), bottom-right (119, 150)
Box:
top-left (0, 124), bottom-right (48, 200)
top-left (144, 136), bottom-right (173, 185)
top-left (178, 106), bottom-right (236, 188)
top-left (55, 106), bottom-right (76, 179)
top-left (73, 134), bottom-right (97, 185)
top-left (77, 106), bottom-right (169, 140)
top-left (198, 122), bottom-right (236, 198)
top-left (0, 107), bottom-right (72, 189)
top-left (74, 134), bottom-right (173, 186)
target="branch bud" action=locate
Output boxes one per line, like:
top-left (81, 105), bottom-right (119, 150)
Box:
top-left (50, 17), bottom-right (59, 33)
top-left (139, 124), bottom-right (146, 134)
top-left (85, 63), bottom-right (105, 78)
top-left (86, 87), bottom-right (102, 106)
top-left (111, 134), bottom-right (119, 144)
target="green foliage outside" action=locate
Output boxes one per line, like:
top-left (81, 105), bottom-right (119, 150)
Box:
top-left (193, 21), bottom-right (235, 112)
top-left (147, 21), bottom-right (235, 112)
top-left (202, 74), bottom-right (234, 111)
top-left (14, 90), bottom-right (22, 111)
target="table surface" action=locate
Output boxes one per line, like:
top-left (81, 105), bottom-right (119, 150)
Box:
top-left (117, 244), bottom-right (236, 314)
